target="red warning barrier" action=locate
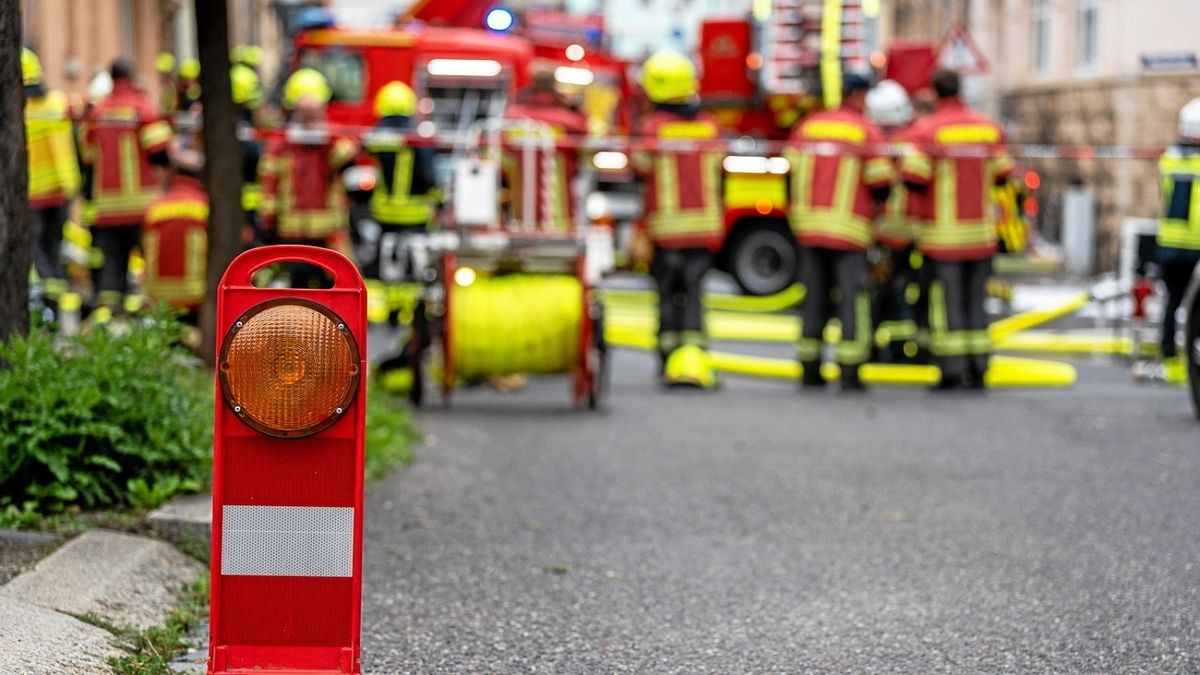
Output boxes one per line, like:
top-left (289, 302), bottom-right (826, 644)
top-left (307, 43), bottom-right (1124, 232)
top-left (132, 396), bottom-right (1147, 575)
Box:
top-left (209, 245), bottom-right (367, 675)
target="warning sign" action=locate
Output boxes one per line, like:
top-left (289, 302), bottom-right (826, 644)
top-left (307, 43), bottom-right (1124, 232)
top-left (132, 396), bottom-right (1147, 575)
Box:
top-left (938, 22), bottom-right (989, 75)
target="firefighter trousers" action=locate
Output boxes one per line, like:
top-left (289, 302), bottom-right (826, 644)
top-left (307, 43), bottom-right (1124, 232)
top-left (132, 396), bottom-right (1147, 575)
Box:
top-left (871, 245), bottom-right (918, 362)
top-left (797, 246), bottom-right (871, 383)
top-left (1158, 247), bottom-right (1200, 358)
top-left (652, 246), bottom-right (712, 363)
top-left (29, 203), bottom-right (68, 301)
top-left (926, 257), bottom-right (992, 384)
top-left (92, 223), bottom-right (141, 307)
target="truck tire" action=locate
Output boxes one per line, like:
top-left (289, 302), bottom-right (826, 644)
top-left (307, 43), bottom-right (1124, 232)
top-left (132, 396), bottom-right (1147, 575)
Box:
top-left (728, 224), bottom-right (797, 296)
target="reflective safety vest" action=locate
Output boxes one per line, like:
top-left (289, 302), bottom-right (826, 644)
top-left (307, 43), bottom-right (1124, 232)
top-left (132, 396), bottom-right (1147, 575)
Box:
top-left (503, 94), bottom-right (588, 232)
top-left (81, 81), bottom-right (174, 226)
top-left (900, 97), bottom-right (1013, 261)
top-left (142, 175), bottom-right (207, 309)
top-left (1157, 145), bottom-right (1200, 251)
top-left (363, 127), bottom-right (436, 228)
top-left (259, 127), bottom-right (357, 241)
top-left (785, 108), bottom-right (894, 251)
top-left (25, 90), bottom-right (81, 208)
top-left (632, 109), bottom-right (724, 250)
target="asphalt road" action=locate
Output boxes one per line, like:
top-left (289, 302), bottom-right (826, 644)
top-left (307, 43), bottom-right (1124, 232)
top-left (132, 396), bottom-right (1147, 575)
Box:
top-left (361, 344), bottom-right (1199, 673)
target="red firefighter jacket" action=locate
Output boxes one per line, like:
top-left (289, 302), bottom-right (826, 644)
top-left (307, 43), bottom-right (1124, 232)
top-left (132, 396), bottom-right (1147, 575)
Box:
top-left (632, 108), bottom-right (724, 251)
top-left (785, 107), bottom-right (894, 252)
top-left (875, 124), bottom-right (923, 250)
top-left (259, 125), bottom-right (358, 242)
top-left (900, 97), bottom-right (1014, 261)
top-left (142, 174), bottom-right (208, 309)
top-left (81, 80), bottom-right (173, 226)
top-left (503, 92), bottom-right (589, 231)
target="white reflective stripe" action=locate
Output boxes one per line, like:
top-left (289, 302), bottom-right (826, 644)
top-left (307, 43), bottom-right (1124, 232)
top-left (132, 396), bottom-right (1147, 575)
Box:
top-left (221, 505), bottom-right (354, 577)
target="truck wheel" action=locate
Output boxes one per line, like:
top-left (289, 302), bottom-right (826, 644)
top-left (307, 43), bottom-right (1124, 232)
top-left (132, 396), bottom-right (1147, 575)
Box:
top-left (729, 225), bottom-right (797, 296)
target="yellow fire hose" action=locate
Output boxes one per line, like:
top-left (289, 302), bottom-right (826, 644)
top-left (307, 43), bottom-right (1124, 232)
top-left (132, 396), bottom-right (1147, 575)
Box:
top-left (604, 324), bottom-right (1076, 388)
top-left (988, 292), bottom-right (1091, 340)
top-left (450, 274), bottom-right (582, 379)
top-left (599, 283), bottom-right (805, 313)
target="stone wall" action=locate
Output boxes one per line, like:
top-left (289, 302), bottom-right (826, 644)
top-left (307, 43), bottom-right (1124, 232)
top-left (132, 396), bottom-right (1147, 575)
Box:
top-left (1001, 72), bottom-right (1200, 271)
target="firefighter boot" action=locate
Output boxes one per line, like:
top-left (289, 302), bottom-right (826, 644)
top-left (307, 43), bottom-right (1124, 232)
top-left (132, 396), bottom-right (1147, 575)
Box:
top-left (663, 344), bottom-right (716, 390)
top-left (800, 360), bottom-right (825, 390)
top-left (840, 364), bottom-right (866, 393)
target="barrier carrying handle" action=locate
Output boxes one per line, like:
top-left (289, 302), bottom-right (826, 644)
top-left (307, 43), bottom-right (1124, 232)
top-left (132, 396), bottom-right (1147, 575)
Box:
top-left (219, 244), bottom-right (365, 292)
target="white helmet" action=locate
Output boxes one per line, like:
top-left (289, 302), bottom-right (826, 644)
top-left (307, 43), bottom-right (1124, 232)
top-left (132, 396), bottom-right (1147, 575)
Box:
top-left (866, 79), bottom-right (913, 128)
top-left (88, 70), bottom-right (113, 104)
top-left (1179, 97), bottom-right (1200, 141)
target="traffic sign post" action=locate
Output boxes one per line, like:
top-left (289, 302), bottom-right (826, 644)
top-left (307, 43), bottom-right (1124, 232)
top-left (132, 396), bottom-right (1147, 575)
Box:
top-left (208, 246), bottom-right (367, 675)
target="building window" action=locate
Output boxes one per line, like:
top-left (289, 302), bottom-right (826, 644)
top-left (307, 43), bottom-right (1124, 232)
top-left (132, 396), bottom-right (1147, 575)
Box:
top-left (1032, 0), bottom-right (1051, 73)
top-left (1078, 0), bottom-right (1099, 69)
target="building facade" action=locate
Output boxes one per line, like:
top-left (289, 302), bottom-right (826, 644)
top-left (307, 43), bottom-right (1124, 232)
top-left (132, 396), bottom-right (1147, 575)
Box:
top-left (882, 0), bottom-right (1200, 270)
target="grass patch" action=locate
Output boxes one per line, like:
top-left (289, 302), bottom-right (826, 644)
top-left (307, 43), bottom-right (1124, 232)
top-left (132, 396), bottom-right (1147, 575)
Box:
top-left (108, 576), bottom-right (209, 675)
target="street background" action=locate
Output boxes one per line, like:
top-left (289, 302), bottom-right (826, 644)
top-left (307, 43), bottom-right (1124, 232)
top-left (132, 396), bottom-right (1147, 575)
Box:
top-left (361, 343), bottom-right (1198, 673)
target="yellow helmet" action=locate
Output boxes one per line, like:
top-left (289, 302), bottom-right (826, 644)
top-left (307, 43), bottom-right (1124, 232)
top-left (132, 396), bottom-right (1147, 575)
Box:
top-left (282, 68), bottom-right (332, 110)
top-left (230, 63), bottom-right (262, 107)
top-left (238, 45), bottom-right (265, 69)
top-left (21, 48), bottom-right (42, 87)
top-left (641, 50), bottom-right (697, 104)
top-left (155, 52), bottom-right (176, 75)
top-left (374, 81), bottom-right (417, 118)
top-left (179, 58), bottom-right (201, 81)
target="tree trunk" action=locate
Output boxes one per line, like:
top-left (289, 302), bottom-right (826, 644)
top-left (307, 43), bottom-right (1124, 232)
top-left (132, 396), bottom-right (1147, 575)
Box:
top-left (196, 0), bottom-right (244, 365)
top-left (0, 0), bottom-right (28, 343)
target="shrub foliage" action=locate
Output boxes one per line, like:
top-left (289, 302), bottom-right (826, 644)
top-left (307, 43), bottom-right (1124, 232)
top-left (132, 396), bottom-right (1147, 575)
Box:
top-left (0, 313), bottom-right (212, 521)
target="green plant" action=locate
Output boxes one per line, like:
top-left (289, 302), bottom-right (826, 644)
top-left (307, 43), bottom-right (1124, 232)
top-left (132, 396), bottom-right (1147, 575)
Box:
top-left (0, 309), bottom-right (212, 522)
top-left (364, 383), bottom-right (421, 481)
top-left (108, 576), bottom-right (209, 675)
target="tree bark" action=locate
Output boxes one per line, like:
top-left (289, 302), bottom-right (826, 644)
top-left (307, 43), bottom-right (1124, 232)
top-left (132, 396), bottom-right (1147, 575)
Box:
top-left (196, 0), bottom-right (244, 364)
top-left (0, 0), bottom-right (28, 343)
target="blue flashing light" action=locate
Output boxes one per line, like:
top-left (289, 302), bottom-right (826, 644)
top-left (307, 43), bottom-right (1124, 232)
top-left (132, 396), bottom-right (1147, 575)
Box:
top-left (485, 7), bottom-right (515, 32)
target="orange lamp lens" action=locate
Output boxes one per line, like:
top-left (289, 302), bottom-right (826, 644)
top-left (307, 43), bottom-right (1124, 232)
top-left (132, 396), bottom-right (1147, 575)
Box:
top-left (219, 299), bottom-right (360, 438)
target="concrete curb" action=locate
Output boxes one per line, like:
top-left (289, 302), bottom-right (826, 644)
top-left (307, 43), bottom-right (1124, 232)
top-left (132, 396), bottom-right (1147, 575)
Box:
top-left (147, 492), bottom-right (213, 557)
top-left (0, 528), bottom-right (206, 674)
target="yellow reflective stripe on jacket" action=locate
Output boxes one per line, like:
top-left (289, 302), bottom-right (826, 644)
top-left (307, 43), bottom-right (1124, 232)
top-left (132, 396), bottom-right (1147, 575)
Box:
top-left (242, 182), bottom-right (263, 211)
top-left (369, 146), bottom-right (432, 227)
top-left (900, 148), bottom-right (933, 181)
top-left (138, 120), bottom-right (173, 150)
top-left (25, 93), bottom-right (81, 199)
top-left (1158, 149), bottom-right (1200, 250)
top-left (786, 149), bottom-right (872, 248)
top-left (919, 158), bottom-right (997, 251)
top-left (142, 228), bottom-right (206, 305)
top-left (146, 200), bottom-right (209, 223)
top-left (648, 152), bottom-right (722, 239)
top-left (273, 154), bottom-right (348, 239)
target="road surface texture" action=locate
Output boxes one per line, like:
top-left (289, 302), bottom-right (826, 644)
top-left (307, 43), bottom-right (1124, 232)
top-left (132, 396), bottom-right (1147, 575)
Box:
top-left (362, 347), bottom-right (1199, 673)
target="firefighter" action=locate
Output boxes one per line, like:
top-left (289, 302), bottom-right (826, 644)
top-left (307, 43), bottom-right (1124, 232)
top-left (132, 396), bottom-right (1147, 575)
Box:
top-left (142, 110), bottom-right (207, 322)
top-left (231, 63), bottom-right (265, 244)
top-left (1150, 97), bottom-right (1200, 382)
top-left (360, 81), bottom-right (438, 327)
top-left (259, 68), bottom-right (358, 287)
top-left (23, 48), bottom-right (81, 315)
top-left (155, 52), bottom-right (177, 116)
top-left (631, 50), bottom-right (723, 389)
top-left (177, 58), bottom-right (201, 112)
top-left (503, 65), bottom-right (588, 231)
top-left (900, 69), bottom-right (1013, 391)
top-left (786, 73), bottom-right (894, 391)
top-left (866, 79), bottom-right (920, 363)
top-left (80, 58), bottom-right (174, 314)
